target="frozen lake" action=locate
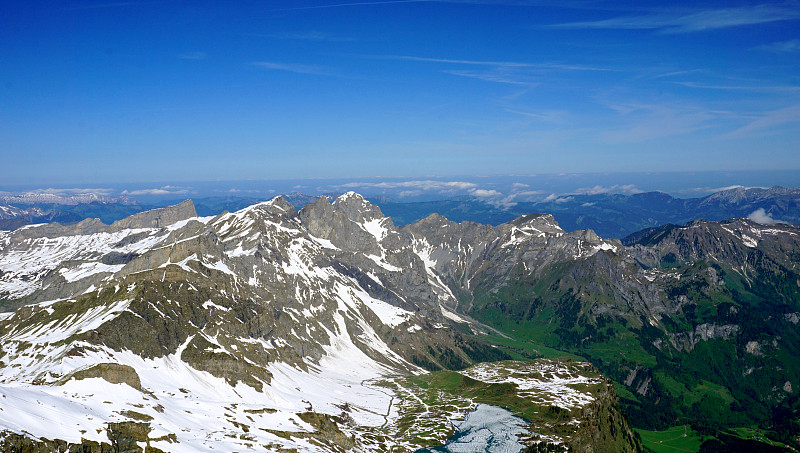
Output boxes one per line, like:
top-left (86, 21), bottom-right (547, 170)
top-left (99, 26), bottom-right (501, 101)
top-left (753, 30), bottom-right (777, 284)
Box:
top-left (416, 404), bottom-right (528, 453)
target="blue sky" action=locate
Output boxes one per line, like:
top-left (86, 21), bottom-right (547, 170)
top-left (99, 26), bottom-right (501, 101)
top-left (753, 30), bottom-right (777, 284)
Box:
top-left (2, 0), bottom-right (799, 186)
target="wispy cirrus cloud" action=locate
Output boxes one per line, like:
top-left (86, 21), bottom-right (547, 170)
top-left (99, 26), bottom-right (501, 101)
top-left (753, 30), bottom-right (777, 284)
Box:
top-left (443, 69), bottom-right (532, 85)
top-left (599, 102), bottom-right (717, 143)
top-left (504, 108), bottom-right (568, 123)
top-left (178, 51), bottom-right (207, 60)
top-left (259, 31), bottom-right (355, 42)
top-left (250, 61), bottom-right (330, 76)
top-left (376, 54), bottom-right (611, 85)
top-left (386, 55), bottom-right (612, 71)
top-left (270, 1), bottom-right (604, 12)
top-left (671, 81), bottom-right (800, 93)
top-left (721, 102), bottom-right (800, 139)
top-left (755, 39), bottom-right (800, 53)
top-left (547, 4), bottom-right (800, 34)
top-left (60, 2), bottom-right (144, 11)
top-left (270, 0), bottom-right (424, 12)
top-left (649, 69), bottom-right (704, 79)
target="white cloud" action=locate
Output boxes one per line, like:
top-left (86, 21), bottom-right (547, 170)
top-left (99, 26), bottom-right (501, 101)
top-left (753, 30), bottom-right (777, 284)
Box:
top-left (471, 189), bottom-right (502, 198)
top-left (398, 190), bottom-right (424, 198)
top-left (337, 180), bottom-right (478, 192)
top-left (511, 190), bottom-right (545, 197)
top-left (572, 184), bottom-right (643, 195)
top-left (542, 193), bottom-right (575, 204)
top-left (468, 188), bottom-right (518, 209)
top-left (680, 185), bottom-right (767, 195)
top-left (709, 185), bottom-right (746, 193)
top-left (25, 187), bottom-right (114, 196)
top-left (748, 208), bottom-right (781, 225)
top-left (217, 188), bottom-right (261, 194)
top-left (122, 186), bottom-right (191, 196)
top-left (493, 189), bottom-right (546, 206)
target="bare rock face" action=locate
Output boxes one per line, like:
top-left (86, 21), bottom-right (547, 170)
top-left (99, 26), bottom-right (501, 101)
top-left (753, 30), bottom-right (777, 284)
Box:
top-left (299, 193), bottom-right (386, 255)
top-left (67, 363), bottom-right (142, 390)
top-left (668, 323), bottom-right (740, 352)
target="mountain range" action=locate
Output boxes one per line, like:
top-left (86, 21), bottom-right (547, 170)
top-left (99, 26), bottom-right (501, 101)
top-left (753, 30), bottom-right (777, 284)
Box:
top-left (0, 192), bottom-right (798, 451)
top-left (377, 185), bottom-right (800, 239)
top-left (0, 194), bottom-right (640, 452)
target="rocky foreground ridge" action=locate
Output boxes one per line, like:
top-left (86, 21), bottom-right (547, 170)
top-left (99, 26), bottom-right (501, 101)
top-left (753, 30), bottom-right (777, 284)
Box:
top-left (0, 193), bottom-right (640, 452)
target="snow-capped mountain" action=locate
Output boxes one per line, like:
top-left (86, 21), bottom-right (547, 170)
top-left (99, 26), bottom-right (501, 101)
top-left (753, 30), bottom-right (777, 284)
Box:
top-left (0, 192), bottom-right (133, 206)
top-left (0, 193), bottom-right (639, 452)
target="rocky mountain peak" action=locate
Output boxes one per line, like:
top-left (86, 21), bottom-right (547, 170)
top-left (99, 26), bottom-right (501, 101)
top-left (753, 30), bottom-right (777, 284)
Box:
top-left (111, 199), bottom-right (196, 230)
top-left (702, 185), bottom-right (800, 205)
top-left (419, 212), bottom-right (452, 225)
top-left (265, 195), bottom-right (298, 215)
top-left (297, 193), bottom-right (390, 254)
top-left (332, 191), bottom-right (386, 222)
top-left (506, 213), bottom-right (563, 234)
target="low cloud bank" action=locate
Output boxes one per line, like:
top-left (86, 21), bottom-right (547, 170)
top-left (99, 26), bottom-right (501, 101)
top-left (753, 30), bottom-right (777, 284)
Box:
top-left (748, 208), bottom-right (781, 225)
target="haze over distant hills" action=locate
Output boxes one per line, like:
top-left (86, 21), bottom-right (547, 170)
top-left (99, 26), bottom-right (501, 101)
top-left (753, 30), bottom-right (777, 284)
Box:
top-left (375, 185), bottom-right (800, 239)
top-left (2, 184), bottom-right (798, 239)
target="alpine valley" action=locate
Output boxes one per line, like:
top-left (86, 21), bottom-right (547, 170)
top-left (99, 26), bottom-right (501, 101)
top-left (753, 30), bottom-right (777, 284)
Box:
top-left (0, 192), bottom-right (798, 452)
